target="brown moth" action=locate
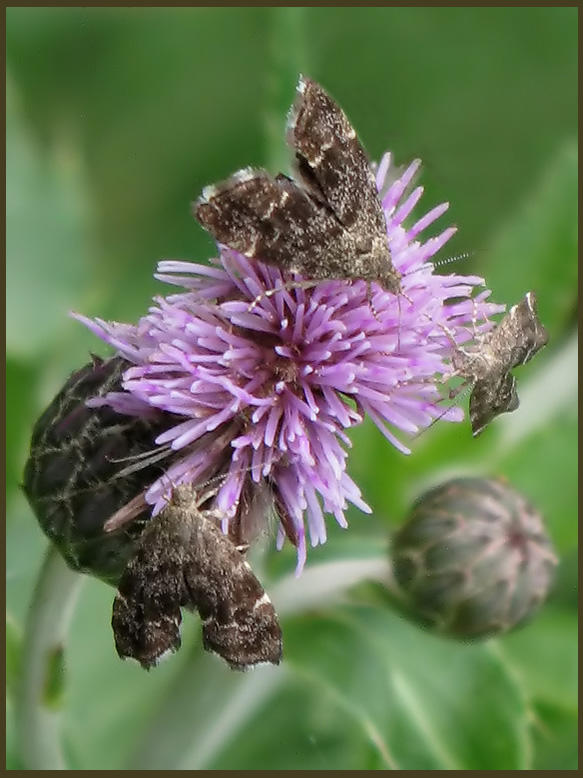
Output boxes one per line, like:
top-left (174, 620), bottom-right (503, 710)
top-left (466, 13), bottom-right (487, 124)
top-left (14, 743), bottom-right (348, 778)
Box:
top-left (448, 291), bottom-right (548, 436)
top-left (112, 484), bottom-right (282, 670)
top-left (194, 76), bottom-right (400, 295)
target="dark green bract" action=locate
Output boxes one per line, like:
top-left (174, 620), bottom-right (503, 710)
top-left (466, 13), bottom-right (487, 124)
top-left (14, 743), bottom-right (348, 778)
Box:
top-left (23, 357), bottom-right (168, 586)
top-left (392, 477), bottom-right (558, 639)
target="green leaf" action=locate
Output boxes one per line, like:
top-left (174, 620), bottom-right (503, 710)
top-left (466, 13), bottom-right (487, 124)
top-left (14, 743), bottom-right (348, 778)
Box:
top-left (499, 607), bottom-right (577, 713)
top-left (530, 699), bottom-right (578, 770)
top-left (214, 605), bottom-right (530, 770)
top-left (264, 8), bottom-right (310, 172)
top-left (490, 334), bottom-right (577, 554)
top-left (129, 654), bottom-right (288, 770)
top-left (6, 76), bottom-right (95, 359)
top-left (6, 612), bottom-right (23, 701)
top-left (6, 699), bottom-right (25, 770)
top-left (485, 140), bottom-right (577, 335)
top-left (62, 578), bottom-right (197, 770)
top-left (42, 646), bottom-right (66, 710)
top-left (6, 357), bottom-right (38, 504)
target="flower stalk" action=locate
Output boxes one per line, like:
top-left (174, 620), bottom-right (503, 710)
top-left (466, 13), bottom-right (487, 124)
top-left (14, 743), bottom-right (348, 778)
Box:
top-left (16, 545), bottom-right (83, 769)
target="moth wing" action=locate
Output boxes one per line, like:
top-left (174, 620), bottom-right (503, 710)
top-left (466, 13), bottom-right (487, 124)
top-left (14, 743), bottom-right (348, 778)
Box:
top-left (287, 76), bottom-right (384, 232)
top-left (509, 291), bottom-right (548, 365)
top-left (201, 570), bottom-right (283, 670)
top-left (491, 292), bottom-right (549, 369)
top-left (182, 519), bottom-right (282, 669)
top-left (202, 598), bottom-right (283, 670)
top-left (469, 372), bottom-right (519, 437)
top-left (112, 512), bottom-right (185, 669)
top-left (195, 167), bottom-right (340, 273)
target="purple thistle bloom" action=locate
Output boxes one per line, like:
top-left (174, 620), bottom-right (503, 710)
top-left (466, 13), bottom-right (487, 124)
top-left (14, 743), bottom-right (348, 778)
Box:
top-left (74, 153), bottom-right (503, 573)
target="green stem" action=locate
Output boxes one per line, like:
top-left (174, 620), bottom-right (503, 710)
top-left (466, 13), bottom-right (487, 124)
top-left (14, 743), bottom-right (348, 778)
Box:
top-left (270, 555), bottom-right (396, 617)
top-left (16, 545), bottom-right (83, 769)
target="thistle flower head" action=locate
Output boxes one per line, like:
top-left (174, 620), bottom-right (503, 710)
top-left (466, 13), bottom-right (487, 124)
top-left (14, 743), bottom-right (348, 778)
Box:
top-left (75, 154), bottom-right (503, 572)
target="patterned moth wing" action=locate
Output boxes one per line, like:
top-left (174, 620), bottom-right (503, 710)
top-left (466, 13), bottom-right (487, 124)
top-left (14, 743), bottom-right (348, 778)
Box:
top-left (112, 484), bottom-right (282, 670)
top-left (451, 291), bottom-right (548, 436)
top-left (480, 290), bottom-right (549, 369)
top-left (195, 76), bottom-right (400, 294)
top-left (469, 371), bottom-right (519, 437)
top-left (287, 76), bottom-right (399, 292)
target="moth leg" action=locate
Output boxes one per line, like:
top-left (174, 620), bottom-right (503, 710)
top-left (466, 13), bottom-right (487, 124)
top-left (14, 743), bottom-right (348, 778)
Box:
top-left (395, 290), bottom-right (402, 351)
top-left (395, 289), bottom-right (418, 351)
top-left (397, 289), bottom-right (458, 358)
top-left (448, 376), bottom-right (472, 401)
top-left (363, 281), bottom-right (385, 326)
top-left (468, 294), bottom-right (490, 342)
top-left (246, 279), bottom-right (320, 313)
top-left (414, 310), bottom-right (468, 382)
top-left (410, 376), bottom-right (474, 440)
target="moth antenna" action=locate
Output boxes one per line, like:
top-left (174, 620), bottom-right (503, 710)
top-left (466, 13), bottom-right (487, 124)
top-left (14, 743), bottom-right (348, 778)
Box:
top-left (193, 461), bottom-right (259, 496)
top-left (107, 444), bottom-right (172, 465)
top-left (448, 378), bottom-right (471, 401)
top-left (104, 460), bottom-right (267, 535)
top-left (237, 248), bottom-right (463, 329)
top-left (111, 446), bottom-right (174, 479)
top-left (400, 249), bottom-right (478, 289)
top-left (431, 250), bottom-right (476, 269)
top-left (418, 289), bottom-right (491, 365)
top-left (104, 473), bottom-right (190, 534)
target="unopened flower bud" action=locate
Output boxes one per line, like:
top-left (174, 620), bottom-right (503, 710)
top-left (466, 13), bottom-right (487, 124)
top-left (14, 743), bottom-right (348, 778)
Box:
top-left (391, 477), bottom-right (558, 639)
top-left (23, 356), bottom-right (168, 585)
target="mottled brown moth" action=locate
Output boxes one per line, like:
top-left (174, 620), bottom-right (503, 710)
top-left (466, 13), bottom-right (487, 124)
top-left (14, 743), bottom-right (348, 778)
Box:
top-left (195, 76), bottom-right (400, 295)
top-left (448, 291), bottom-right (548, 436)
top-left (112, 484), bottom-right (282, 670)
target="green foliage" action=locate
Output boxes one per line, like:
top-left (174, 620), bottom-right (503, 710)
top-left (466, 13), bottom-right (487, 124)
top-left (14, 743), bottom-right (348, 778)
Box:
top-left (6, 614), bottom-right (22, 702)
top-left (7, 6), bottom-right (576, 770)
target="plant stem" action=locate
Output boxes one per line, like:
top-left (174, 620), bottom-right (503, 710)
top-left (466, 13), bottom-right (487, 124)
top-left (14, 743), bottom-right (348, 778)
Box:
top-left (16, 545), bottom-right (83, 770)
top-left (270, 556), bottom-right (395, 617)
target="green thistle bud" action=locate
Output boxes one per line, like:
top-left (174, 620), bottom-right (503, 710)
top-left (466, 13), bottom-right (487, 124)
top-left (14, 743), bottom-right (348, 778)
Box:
top-left (23, 356), bottom-right (169, 585)
top-left (391, 477), bottom-right (558, 639)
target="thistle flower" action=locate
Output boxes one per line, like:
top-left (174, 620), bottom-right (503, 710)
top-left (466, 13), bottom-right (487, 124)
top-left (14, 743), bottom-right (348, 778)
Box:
top-left (74, 154), bottom-right (503, 573)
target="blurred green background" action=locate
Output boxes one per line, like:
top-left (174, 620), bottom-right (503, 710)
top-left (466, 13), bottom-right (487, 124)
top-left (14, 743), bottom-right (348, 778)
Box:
top-left (6, 7), bottom-right (577, 770)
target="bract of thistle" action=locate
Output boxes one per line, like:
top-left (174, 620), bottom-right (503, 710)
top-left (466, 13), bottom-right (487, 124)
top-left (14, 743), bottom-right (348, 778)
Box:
top-left (74, 152), bottom-right (504, 572)
top-left (23, 356), bottom-right (171, 584)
